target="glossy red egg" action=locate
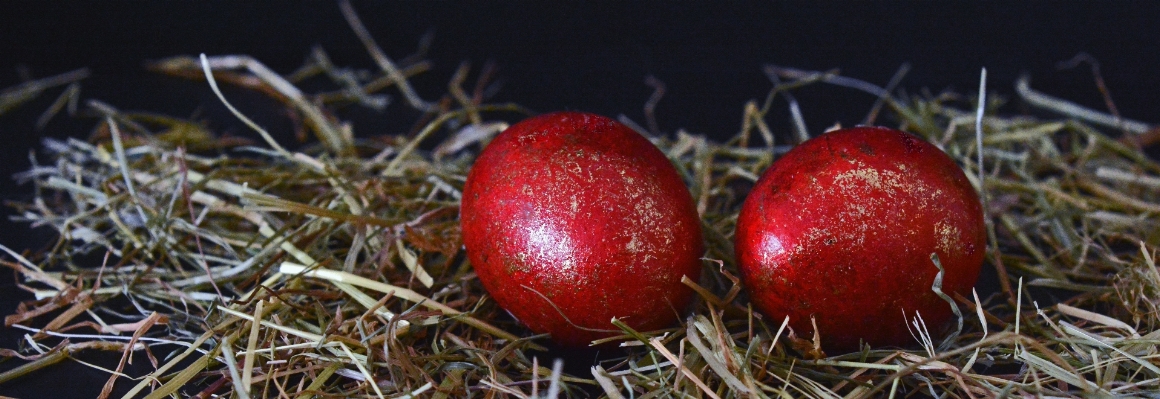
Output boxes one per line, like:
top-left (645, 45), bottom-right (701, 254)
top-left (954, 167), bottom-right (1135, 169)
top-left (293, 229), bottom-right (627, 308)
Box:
top-left (461, 111), bottom-right (704, 346)
top-left (735, 126), bottom-right (985, 352)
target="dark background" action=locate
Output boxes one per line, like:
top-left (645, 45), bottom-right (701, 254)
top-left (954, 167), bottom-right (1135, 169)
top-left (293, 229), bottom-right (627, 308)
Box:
top-left (1, 2), bottom-right (1158, 397)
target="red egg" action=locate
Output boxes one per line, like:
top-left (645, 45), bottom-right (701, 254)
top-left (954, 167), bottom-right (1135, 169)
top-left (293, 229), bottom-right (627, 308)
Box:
top-left (461, 111), bottom-right (704, 346)
top-left (735, 126), bottom-right (985, 352)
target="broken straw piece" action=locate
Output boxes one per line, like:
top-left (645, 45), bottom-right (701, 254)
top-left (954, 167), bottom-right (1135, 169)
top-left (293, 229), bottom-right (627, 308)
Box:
top-left (395, 239), bottom-right (434, 288)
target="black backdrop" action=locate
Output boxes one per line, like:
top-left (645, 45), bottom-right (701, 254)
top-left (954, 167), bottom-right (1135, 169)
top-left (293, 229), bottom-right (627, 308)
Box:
top-left (1, 2), bottom-right (1158, 397)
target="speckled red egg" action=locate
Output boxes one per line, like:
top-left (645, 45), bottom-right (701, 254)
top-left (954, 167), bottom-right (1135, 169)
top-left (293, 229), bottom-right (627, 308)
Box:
top-left (460, 112), bottom-right (704, 346)
top-left (735, 126), bottom-right (985, 352)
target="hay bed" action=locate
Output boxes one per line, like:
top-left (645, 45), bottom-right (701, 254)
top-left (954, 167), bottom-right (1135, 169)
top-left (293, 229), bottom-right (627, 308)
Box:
top-left (3, 13), bottom-right (1160, 399)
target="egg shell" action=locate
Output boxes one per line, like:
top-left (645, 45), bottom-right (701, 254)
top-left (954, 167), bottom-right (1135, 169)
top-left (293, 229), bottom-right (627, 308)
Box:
top-left (735, 126), bottom-right (985, 352)
top-left (460, 111), bottom-right (704, 346)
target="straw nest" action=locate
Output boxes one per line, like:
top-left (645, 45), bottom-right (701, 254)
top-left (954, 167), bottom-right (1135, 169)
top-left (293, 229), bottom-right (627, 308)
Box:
top-left (2, 8), bottom-right (1160, 399)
